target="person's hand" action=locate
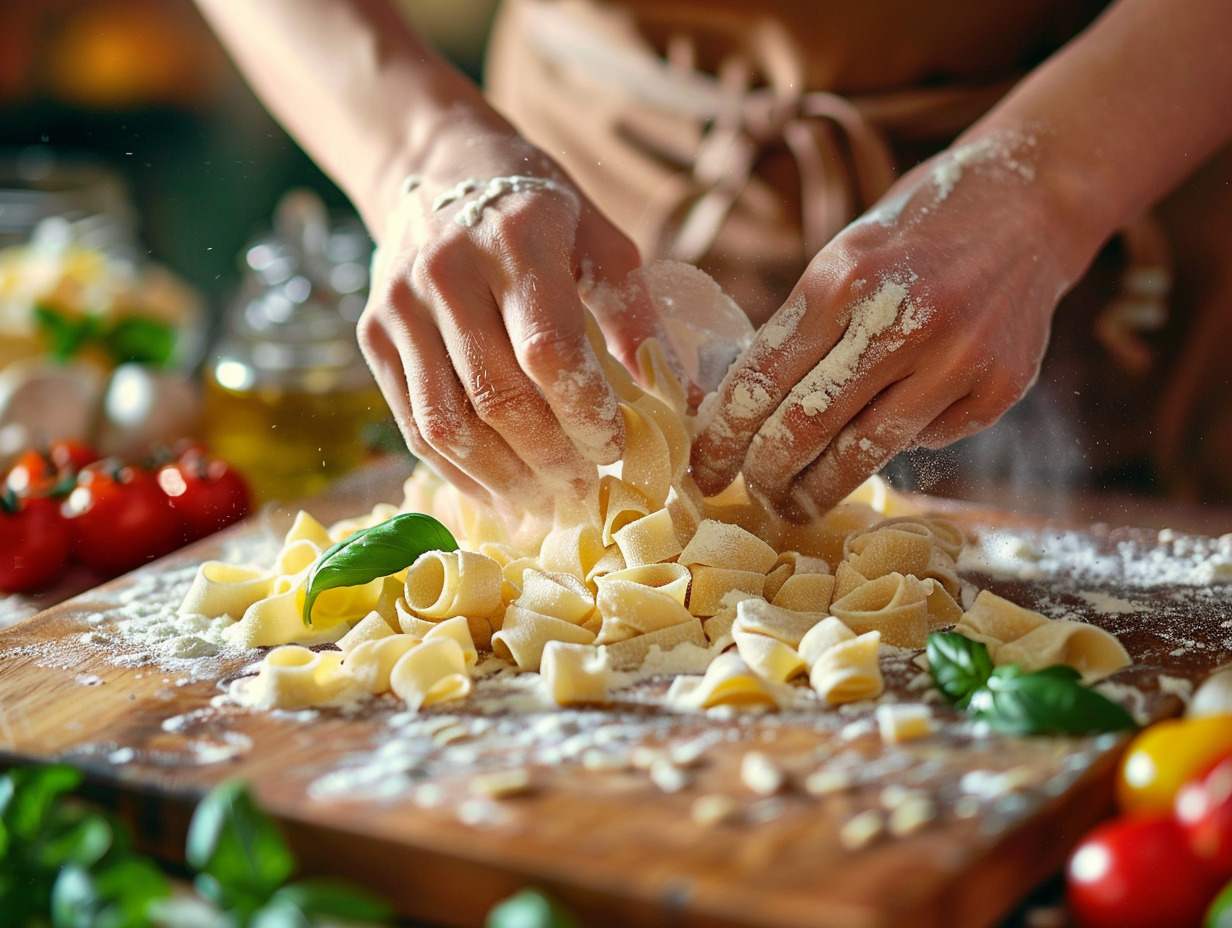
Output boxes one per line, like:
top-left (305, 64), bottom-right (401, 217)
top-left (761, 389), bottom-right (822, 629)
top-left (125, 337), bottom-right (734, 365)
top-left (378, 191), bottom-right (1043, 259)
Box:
top-left (357, 120), bottom-right (664, 512)
top-left (691, 134), bottom-right (1084, 518)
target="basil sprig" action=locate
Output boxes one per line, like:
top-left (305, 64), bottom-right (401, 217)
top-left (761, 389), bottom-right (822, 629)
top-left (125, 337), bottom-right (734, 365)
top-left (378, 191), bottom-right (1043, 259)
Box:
top-left (187, 780), bottom-right (391, 927)
top-left (35, 303), bottom-right (177, 367)
top-left (926, 632), bottom-right (1137, 736)
top-left (302, 512), bottom-right (458, 626)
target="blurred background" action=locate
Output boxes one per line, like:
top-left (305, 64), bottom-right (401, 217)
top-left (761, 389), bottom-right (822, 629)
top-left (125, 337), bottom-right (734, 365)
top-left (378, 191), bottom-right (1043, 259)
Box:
top-left (0, 0), bottom-right (497, 310)
top-left (0, 0), bottom-right (497, 504)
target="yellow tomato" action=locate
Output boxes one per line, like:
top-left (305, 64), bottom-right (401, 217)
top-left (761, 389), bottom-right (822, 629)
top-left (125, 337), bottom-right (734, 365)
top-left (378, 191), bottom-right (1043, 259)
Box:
top-left (1116, 716), bottom-right (1232, 815)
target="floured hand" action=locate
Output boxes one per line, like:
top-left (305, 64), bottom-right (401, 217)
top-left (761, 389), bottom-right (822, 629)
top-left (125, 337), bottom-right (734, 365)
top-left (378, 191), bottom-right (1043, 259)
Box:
top-left (357, 122), bottom-right (669, 512)
top-left (692, 131), bottom-right (1076, 519)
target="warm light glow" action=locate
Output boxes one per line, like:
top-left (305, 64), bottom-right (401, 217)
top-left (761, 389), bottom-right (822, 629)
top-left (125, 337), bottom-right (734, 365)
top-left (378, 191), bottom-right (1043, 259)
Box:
top-left (1069, 843), bottom-right (1112, 883)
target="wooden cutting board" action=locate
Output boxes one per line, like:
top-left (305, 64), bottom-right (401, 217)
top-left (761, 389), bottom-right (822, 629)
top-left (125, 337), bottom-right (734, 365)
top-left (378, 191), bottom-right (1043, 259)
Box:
top-left (1, 462), bottom-right (1230, 928)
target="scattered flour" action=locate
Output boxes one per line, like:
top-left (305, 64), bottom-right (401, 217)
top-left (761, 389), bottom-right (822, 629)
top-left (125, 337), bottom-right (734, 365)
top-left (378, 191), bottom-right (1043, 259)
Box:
top-left (432, 176), bottom-right (573, 228)
top-left (931, 131), bottom-right (1038, 202)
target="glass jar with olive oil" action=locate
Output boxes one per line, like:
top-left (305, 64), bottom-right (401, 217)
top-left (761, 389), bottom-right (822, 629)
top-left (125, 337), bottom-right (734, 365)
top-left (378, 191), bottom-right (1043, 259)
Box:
top-left (203, 190), bottom-right (393, 503)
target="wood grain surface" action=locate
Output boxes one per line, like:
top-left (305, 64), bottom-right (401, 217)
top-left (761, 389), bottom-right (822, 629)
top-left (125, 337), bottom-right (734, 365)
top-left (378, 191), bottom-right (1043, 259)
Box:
top-left (1, 461), bottom-right (1230, 928)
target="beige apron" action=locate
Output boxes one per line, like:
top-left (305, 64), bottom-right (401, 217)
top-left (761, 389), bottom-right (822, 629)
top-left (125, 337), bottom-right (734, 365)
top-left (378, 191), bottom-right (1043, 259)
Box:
top-left (484, 0), bottom-right (1232, 504)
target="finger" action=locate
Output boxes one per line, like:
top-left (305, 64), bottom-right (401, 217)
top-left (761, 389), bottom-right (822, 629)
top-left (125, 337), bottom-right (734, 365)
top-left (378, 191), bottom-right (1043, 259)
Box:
top-left (787, 373), bottom-right (966, 517)
top-left (915, 391), bottom-right (1010, 449)
top-left (575, 225), bottom-right (703, 408)
top-left (737, 285), bottom-right (922, 504)
top-left (432, 287), bottom-right (600, 492)
top-left (357, 312), bottom-right (495, 503)
top-left (485, 228), bottom-right (628, 468)
top-left (691, 292), bottom-right (838, 495)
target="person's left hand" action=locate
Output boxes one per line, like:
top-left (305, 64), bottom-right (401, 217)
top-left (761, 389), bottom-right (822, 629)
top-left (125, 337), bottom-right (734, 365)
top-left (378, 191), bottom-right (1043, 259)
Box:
top-left (691, 138), bottom-right (1084, 518)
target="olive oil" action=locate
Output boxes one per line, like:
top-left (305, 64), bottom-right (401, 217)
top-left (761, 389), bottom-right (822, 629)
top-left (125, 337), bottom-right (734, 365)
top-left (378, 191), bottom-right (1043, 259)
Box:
top-left (203, 371), bottom-right (389, 503)
top-left (202, 191), bottom-right (394, 503)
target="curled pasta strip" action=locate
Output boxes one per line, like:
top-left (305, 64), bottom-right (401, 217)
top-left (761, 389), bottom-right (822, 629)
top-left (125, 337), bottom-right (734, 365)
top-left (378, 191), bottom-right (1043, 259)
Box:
top-left (389, 637), bottom-right (473, 711)
top-left (337, 611), bottom-right (396, 653)
top-left (771, 573), bottom-right (836, 613)
top-left (601, 617), bottom-right (708, 672)
top-left (666, 651), bottom-right (781, 711)
top-left (491, 604), bottom-right (597, 671)
top-left (179, 561), bottom-right (273, 620)
top-left (956, 590), bottom-right (1131, 682)
top-left (829, 572), bottom-right (931, 649)
top-left (344, 634), bottom-right (421, 694)
top-left (599, 475), bottom-right (651, 545)
top-left (236, 645), bottom-right (360, 710)
top-left (797, 616), bottom-right (857, 667)
top-left (542, 641), bottom-right (609, 705)
top-left (403, 550), bottom-right (504, 621)
top-left (595, 580), bottom-right (694, 643)
top-left (613, 508), bottom-right (683, 568)
top-left (679, 518), bottom-right (779, 573)
top-left (617, 401), bottom-right (673, 509)
top-left (596, 562), bottom-right (691, 605)
top-left (733, 629), bottom-right (806, 683)
top-left (515, 569), bottom-right (596, 624)
top-left (733, 599), bottom-right (824, 647)
top-left (809, 631), bottom-right (884, 705)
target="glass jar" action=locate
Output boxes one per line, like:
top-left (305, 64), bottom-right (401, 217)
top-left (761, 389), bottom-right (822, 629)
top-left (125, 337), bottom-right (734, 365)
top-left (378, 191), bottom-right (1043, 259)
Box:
top-left (203, 190), bottom-right (391, 503)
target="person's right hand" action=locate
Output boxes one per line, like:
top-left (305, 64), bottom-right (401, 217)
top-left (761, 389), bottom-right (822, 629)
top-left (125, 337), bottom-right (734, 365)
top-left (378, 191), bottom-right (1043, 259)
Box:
top-left (357, 118), bottom-right (665, 513)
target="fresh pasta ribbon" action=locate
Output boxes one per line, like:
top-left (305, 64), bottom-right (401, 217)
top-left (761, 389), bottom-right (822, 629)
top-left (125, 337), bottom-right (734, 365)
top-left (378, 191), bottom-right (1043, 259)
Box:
top-left (389, 637), bottom-right (473, 710)
top-left (179, 561), bottom-right (273, 621)
top-left (667, 651), bottom-right (781, 711)
top-left (955, 590), bottom-right (1132, 682)
top-left (542, 641), bottom-right (609, 705)
top-left (234, 645), bottom-right (362, 710)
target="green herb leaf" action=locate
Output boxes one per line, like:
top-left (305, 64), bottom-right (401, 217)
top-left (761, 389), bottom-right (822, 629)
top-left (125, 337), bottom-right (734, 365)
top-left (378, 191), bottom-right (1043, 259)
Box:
top-left (186, 781), bottom-right (295, 911)
top-left (926, 632), bottom-right (994, 709)
top-left (302, 512), bottom-right (457, 626)
top-left (100, 317), bottom-right (177, 367)
top-left (968, 664), bottom-right (1138, 735)
top-left (486, 889), bottom-right (581, 928)
top-left (0, 765), bottom-right (83, 841)
top-left (33, 305), bottom-right (99, 363)
top-left (51, 856), bottom-right (169, 928)
top-left (272, 880), bottom-right (392, 923)
top-left (249, 900), bottom-right (313, 928)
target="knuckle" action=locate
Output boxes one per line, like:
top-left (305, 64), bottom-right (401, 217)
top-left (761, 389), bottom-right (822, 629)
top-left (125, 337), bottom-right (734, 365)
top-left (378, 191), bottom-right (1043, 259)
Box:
top-left (415, 404), bottom-right (463, 453)
top-left (514, 326), bottom-right (586, 378)
top-left (467, 373), bottom-right (539, 426)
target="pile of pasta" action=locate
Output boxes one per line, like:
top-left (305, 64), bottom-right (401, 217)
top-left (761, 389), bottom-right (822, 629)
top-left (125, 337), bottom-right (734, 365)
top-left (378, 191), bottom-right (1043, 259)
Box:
top-left (178, 330), bottom-right (1131, 716)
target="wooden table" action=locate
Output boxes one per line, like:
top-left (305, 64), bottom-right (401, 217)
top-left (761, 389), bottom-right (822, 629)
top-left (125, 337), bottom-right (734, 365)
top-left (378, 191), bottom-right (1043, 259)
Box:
top-left (2, 461), bottom-right (1229, 928)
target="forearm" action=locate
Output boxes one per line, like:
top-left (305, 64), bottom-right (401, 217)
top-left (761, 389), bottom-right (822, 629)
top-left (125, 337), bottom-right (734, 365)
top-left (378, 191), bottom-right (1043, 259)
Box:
top-left (964, 0), bottom-right (1232, 285)
top-left (192, 0), bottom-right (505, 237)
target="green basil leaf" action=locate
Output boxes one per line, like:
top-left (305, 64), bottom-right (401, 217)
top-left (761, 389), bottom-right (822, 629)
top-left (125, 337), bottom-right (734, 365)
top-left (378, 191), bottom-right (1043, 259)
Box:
top-left (272, 880), bottom-right (392, 923)
top-left (926, 632), bottom-right (994, 709)
top-left (302, 512), bottom-right (457, 626)
top-left (33, 305), bottom-right (99, 363)
top-left (249, 900), bottom-right (313, 928)
top-left (51, 856), bottom-right (169, 928)
top-left (1, 765), bottom-right (83, 841)
top-left (38, 808), bottom-right (114, 870)
top-left (970, 665), bottom-right (1137, 735)
top-left (486, 889), bottom-right (581, 928)
top-left (100, 317), bottom-right (177, 367)
top-left (185, 781), bottom-right (295, 907)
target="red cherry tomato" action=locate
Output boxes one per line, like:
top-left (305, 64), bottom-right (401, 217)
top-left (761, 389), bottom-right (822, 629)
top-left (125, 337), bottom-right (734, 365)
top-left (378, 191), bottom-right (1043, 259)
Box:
top-left (0, 493), bottom-right (72, 593)
top-left (1178, 754), bottom-right (1232, 881)
top-left (156, 449), bottom-right (250, 542)
top-left (1067, 813), bottom-right (1221, 928)
top-left (62, 459), bottom-right (184, 576)
top-left (5, 440), bottom-right (100, 497)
